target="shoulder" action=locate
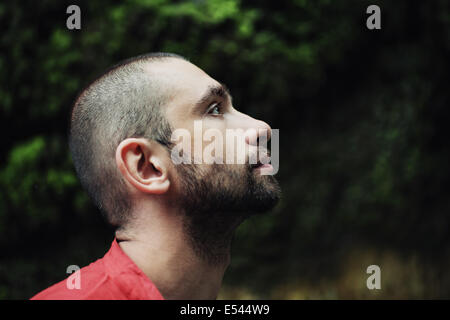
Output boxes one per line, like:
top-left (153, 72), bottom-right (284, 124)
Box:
top-left (30, 238), bottom-right (164, 300)
top-left (30, 260), bottom-right (128, 300)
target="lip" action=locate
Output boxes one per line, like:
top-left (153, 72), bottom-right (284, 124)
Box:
top-left (252, 163), bottom-right (273, 172)
top-left (250, 155), bottom-right (271, 169)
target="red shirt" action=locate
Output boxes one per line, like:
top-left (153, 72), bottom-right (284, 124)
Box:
top-left (31, 238), bottom-right (164, 300)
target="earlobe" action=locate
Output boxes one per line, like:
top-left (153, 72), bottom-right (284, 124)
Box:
top-left (115, 138), bottom-right (170, 195)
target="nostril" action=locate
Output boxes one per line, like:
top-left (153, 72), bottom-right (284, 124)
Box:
top-left (256, 126), bottom-right (271, 147)
top-left (245, 128), bottom-right (259, 146)
top-left (244, 120), bottom-right (272, 145)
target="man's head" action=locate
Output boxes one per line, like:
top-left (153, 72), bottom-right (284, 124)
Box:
top-left (69, 53), bottom-right (281, 263)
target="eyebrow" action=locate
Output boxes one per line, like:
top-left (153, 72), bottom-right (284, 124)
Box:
top-left (194, 83), bottom-right (232, 112)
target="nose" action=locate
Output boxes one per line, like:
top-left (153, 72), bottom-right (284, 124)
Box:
top-left (245, 119), bottom-right (272, 146)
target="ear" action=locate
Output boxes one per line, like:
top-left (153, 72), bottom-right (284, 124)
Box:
top-left (115, 138), bottom-right (170, 195)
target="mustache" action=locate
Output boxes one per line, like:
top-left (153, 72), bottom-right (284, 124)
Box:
top-left (247, 147), bottom-right (271, 168)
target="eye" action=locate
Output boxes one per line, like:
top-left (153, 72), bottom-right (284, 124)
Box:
top-left (206, 102), bottom-right (222, 116)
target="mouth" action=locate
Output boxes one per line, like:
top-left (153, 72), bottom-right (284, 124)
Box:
top-left (251, 160), bottom-right (263, 169)
top-left (249, 150), bottom-right (272, 172)
top-left (250, 160), bottom-right (273, 171)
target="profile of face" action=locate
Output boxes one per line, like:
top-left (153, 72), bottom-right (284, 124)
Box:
top-left (114, 57), bottom-right (281, 263)
top-left (163, 59), bottom-right (280, 257)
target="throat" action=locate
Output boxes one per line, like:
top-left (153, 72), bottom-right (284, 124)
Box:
top-left (182, 211), bottom-right (242, 267)
top-left (116, 214), bottom-right (233, 300)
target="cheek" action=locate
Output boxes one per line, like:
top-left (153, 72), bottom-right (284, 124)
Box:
top-left (223, 137), bottom-right (247, 165)
top-left (186, 117), bottom-right (252, 165)
top-left (199, 119), bottom-right (228, 164)
top-left (221, 114), bottom-right (251, 164)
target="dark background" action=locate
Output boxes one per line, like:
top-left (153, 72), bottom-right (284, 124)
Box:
top-left (1, 0), bottom-right (449, 299)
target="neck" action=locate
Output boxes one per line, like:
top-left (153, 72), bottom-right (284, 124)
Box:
top-left (115, 205), bottom-right (233, 300)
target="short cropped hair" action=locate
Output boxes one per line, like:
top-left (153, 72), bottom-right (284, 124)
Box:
top-left (69, 52), bottom-right (185, 227)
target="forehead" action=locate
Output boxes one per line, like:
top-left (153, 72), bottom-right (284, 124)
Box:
top-left (145, 58), bottom-right (218, 100)
top-left (143, 58), bottom-right (222, 128)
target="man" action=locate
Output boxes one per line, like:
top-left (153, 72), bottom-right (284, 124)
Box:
top-left (31, 52), bottom-right (281, 300)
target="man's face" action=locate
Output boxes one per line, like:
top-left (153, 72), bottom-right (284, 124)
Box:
top-left (146, 59), bottom-right (280, 227)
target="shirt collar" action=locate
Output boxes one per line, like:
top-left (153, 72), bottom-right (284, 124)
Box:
top-left (102, 238), bottom-right (164, 300)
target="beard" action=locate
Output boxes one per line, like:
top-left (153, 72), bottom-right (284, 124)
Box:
top-left (174, 161), bottom-right (281, 266)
